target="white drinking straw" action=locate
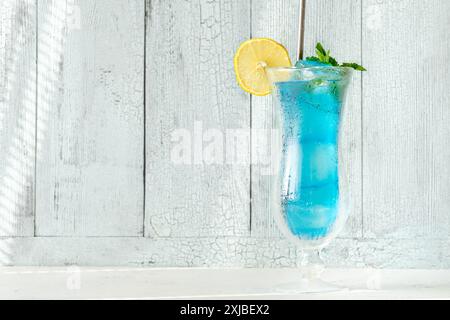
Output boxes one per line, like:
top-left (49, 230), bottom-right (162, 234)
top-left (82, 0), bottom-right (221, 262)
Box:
top-left (297, 0), bottom-right (306, 61)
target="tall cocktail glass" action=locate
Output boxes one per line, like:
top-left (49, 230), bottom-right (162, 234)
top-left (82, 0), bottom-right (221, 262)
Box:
top-left (266, 66), bottom-right (353, 292)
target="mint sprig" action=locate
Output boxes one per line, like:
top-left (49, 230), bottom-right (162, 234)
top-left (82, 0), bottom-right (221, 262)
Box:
top-left (341, 62), bottom-right (367, 71)
top-left (306, 42), bottom-right (366, 71)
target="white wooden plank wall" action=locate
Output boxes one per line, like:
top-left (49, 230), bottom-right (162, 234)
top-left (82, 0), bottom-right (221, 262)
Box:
top-left (36, 0), bottom-right (144, 236)
top-left (250, 0), bottom-right (300, 238)
top-left (0, 0), bottom-right (35, 237)
top-left (362, 0), bottom-right (450, 239)
top-left (0, 0), bottom-right (448, 267)
top-left (145, 0), bottom-right (251, 238)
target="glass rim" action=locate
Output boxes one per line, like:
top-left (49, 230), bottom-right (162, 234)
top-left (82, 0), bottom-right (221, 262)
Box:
top-left (266, 66), bottom-right (353, 72)
top-left (266, 66), bottom-right (353, 83)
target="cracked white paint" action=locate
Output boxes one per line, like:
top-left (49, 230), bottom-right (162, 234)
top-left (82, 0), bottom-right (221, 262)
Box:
top-left (1, 237), bottom-right (449, 269)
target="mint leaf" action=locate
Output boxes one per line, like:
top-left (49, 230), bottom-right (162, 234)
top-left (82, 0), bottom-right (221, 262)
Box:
top-left (326, 50), bottom-right (331, 63)
top-left (306, 43), bottom-right (366, 71)
top-left (316, 50), bottom-right (327, 62)
top-left (341, 62), bottom-right (367, 71)
top-left (314, 43), bottom-right (339, 66)
top-left (315, 43), bottom-right (328, 62)
top-left (315, 43), bottom-right (327, 56)
top-left (328, 56), bottom-right (339, 67)
top-left (306, 56), bottom-right (321, 62)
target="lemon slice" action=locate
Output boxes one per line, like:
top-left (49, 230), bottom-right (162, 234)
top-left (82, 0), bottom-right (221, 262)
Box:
top-left (234, 38), bottom-right (292, 96)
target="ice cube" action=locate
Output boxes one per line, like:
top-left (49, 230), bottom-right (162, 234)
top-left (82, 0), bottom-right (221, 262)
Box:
top-left (301, 143), bottom-right (338, 187)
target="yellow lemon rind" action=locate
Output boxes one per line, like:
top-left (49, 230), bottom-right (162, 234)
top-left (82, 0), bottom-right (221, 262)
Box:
top-left (233, 38), bottom-right (292, 96)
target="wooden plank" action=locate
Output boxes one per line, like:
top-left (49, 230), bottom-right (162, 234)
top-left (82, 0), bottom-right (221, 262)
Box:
top-left (36, 0), bottom-right (144, 236)
top-left (251, 0), bottom-right (363, 238)
top-left (1, 236), bottom-right (449, 268)
top-left (145, 0), bottom-right (251, 237)
top-left (250, 0), bottom-right (299, 238)
top-left (0, 0), bottom-right (36, 236)
top-left (303, 0), bottom-right (363, 238)
top-left (362, 0), bottom-right (450, 238)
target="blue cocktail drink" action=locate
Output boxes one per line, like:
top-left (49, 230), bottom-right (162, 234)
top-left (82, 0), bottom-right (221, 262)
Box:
top-left (268, 66), bottom-right (352, 240)
top-left (234, 38), bottom-right (363, 291)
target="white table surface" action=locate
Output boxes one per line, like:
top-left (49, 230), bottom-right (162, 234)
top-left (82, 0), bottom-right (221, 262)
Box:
top-left (1, 267), bottom-right (449, 300)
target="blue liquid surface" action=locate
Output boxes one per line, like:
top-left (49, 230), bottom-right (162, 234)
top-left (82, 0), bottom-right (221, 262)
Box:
top-left (275, 77), bottom-right (344, 239)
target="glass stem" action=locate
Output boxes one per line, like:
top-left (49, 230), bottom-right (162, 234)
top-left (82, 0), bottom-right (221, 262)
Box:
top-left (299, 249), bottom-right (325, 281)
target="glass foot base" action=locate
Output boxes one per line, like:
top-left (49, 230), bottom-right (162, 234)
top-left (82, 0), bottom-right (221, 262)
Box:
top-left (274, 278), bottom-right (348, 294)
